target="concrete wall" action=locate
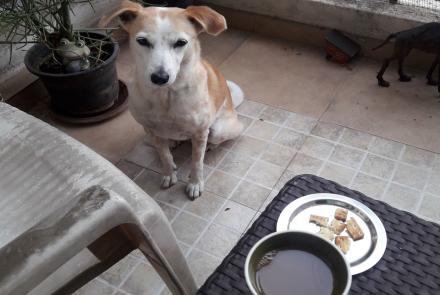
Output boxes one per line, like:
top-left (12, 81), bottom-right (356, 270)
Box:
top-left (0, 0), bottom-right (123, 100)
top-left (199, 0), bottom-right (440, 40)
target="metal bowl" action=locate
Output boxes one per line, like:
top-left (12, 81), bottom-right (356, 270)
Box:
top-left (245, 231), bottom-right (352, 295)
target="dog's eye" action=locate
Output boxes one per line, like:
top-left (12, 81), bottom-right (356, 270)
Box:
top-left (174, 39), bottom-right (188, 48)
top-left (136, 37), bottom-right (152, 48)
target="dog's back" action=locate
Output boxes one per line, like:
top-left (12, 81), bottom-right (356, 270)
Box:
top-left (395, 22), bottom-right (440, 53)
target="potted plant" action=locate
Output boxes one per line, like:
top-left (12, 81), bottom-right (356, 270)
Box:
top-left (0, 0), bottom-right (120, 119)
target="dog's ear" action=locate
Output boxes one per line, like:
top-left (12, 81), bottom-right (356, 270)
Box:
top-left (185, 6), bottom-right (227, 36)
top-left (99, 0), bottom-right (143, 31)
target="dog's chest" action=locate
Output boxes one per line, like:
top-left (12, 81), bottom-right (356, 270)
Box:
top-left (129, 85), bottom-right (212, 140)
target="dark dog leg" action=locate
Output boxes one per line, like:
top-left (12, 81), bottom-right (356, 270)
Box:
top-left (377, 57), bottom-right (395, 87)
top-left (427, 55), bottom-right (439, 86)
top-left (398, 58), bottom-right (412, 82)
top-left (438, 60), bottom-right (440, 94)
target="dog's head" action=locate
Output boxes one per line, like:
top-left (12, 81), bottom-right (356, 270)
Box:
top-left (101, 1), bottom-right (226, 87)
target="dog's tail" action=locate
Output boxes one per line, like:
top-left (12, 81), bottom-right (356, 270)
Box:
top-left (227, 80), bottom-right (244, 108)
top-left (372, 33), bottom-right (396, 51)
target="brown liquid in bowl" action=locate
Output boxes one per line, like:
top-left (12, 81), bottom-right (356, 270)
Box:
top-left (255, 249), bottom-right (335, 295)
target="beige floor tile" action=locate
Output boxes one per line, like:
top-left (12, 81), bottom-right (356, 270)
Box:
top-left (311, 122), bottom-right (344, 142)
top-left (134, 169), bottom-right (163, 197)
top-left (350, 173), bottom-right (387, 200)
top-left (176, 161), bottom-right (212, 183)
top-left (73, 279), bottom-right (116, 295)
top-left (401, 146), bottom-right (436, 169)
top-left (321, 60), bottom-right (440, 153)
top-left (368, 137), bottom-right (404, 160)
top-left (154, 182), bottom-right (191, 209)
top-left (260, 143), bottom-right (296, 167)
top-left (120, 262), bottom-right (163, 295)
top-left (204, 148), bottom-right (228, 167)
top-left (300, 136), bottom-right (335, 160)
top-left (339, 129), bottom-right (373, 150)
top-left (148, 153), bottom-right (187, 174)
top-left (236, 100), bottom-right (266, 117)
top-left (183, 191), bottom-right (226, 220)
top-left (246, 160), bottom-right (285, 188)
top-left (171, 212), bottom-right (208, 245)
top-left (125, 141), bottom-right (159, 168)
top-left (319, 163), bottom-right (355, 187)
top-left (274, 170), bottom-right (298, 191)
top-left (199, 29), bottom-right (249, 67)
top-left (284, 113), bottom-right (317, 134)
top-left (426, 172), bottom-right (440, 195)
top-left (288, 153), bottom-right (323, 175)
top-left (329, 145), bottom-right (366, 169)
top-left (259, 106), bottom-right (290, 125)
top-left (419, 193), bottom-right (440, 222)
top-left (214, 200), bottom-right (257, 232)
top-left (157, 202), bottom-right (179, 221)
top-left (237, 114), bottom-right (254, 133)
top-left (383, 184), bottom-right (421, 212)
top-left (273, 128), bottom-right (307, 150)
top-left (220, 36), bottom-right (351, 117)
top-left (231, 180), bottom-right (271, 210)
top-left (360, 154), bottom-right (395, 180)
top-left (116, 160), bottom-right (144, 179)
top-left (218, 151), bottom-right (254, 177)
top-left (433, 155), bottom-right (440, 174)
top-left (392, 164), bottom-right (427, 190)
top-left (245, 120), bottom-right (280, 140)
top-left (195, 223), bottom-right (241, 257)
top-left (186, 249), bottom-right (221, 287)
top-left (205, 170), bottom-right (241, 197)
top-left (100, 255), bottom-right (139, 287)
top-left (231, 135), bottom-right (268, 158)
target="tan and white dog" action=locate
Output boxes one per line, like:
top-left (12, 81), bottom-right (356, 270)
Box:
top-left (101, 1), bottom-right (244, 199)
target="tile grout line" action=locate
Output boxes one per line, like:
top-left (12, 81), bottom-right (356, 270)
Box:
top-left (348, 132), bottom-right (376, 188)
top-left (414, 154), bottom-right (436, 214)
top-left (380, 144), bottom-right (407, 201)
top-left (92, 277), bottom-right (132, 295)
top-left (112, 259), bottom-right (144, 295)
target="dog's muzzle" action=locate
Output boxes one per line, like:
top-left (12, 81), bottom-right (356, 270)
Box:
top-left (151, 70), bottom-right (170, 86)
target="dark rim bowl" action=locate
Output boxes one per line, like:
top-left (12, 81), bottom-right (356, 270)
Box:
top-left (244, 230), bottom-right (352, 295)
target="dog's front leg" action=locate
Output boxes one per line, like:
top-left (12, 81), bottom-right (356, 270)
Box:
top-left (151, 135), bottom-right (177, 189)
top-left (186, 131), bottom-right (209, 200)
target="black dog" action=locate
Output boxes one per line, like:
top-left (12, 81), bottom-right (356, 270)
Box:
top-left (373, 22), bottom-right (440, 92)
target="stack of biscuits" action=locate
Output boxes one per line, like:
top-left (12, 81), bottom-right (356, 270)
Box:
top-left (310, 208), bottom-right (364, 254)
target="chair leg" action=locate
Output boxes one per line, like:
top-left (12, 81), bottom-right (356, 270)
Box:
top-left (123, 222), bottom-right (197, 295)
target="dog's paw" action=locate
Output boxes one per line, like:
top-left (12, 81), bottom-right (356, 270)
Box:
top-left (399, 75), bottom-right (412, 82)
top-left (161, 173), bottom-right (177, 189)
top-left (186, 181), bottom-right (204, 200)
top-left (378, 80), bottom-right (390, 87)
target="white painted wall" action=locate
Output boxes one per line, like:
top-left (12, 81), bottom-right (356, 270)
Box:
top-left (0, 0), bottom-right (123, 100)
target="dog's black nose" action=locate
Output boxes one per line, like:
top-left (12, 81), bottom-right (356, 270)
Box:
top-left (151, 71), bottom-right (169, 85)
